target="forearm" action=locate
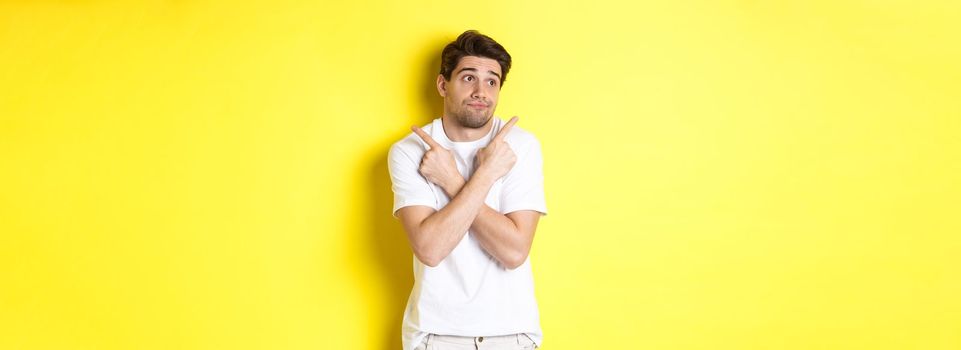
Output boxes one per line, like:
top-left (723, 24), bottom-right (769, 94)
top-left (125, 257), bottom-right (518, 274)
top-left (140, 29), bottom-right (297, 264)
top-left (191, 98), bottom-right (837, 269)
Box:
top-left (440, 178), bottom-right (526, 268)
top-left (415, 173), bottom-right (495, 264)
top-left (471, 205), bottom-right (527, 267)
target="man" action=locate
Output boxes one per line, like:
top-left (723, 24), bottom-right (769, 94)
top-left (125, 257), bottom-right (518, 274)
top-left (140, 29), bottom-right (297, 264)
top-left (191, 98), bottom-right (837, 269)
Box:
top-left (388, 30), bottom-right (547, 350)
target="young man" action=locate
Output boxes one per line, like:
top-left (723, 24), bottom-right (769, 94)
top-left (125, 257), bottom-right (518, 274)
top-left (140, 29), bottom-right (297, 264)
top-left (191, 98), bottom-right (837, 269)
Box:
top-left (388, 30), bottom-right (548, 350)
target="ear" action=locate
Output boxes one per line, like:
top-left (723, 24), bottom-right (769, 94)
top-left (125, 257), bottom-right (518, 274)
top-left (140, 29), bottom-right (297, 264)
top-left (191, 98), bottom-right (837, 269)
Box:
top-left (436, 74), bottom-right (447, 97)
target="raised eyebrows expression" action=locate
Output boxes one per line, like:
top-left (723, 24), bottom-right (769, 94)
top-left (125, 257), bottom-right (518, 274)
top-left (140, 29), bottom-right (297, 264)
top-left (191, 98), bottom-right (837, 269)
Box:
top-left (454, 67), bottom-right (501, 82)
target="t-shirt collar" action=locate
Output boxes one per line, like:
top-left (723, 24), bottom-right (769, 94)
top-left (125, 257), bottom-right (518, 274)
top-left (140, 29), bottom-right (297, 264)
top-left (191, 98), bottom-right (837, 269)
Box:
top-left (433, 117), bottom-right (499, 147)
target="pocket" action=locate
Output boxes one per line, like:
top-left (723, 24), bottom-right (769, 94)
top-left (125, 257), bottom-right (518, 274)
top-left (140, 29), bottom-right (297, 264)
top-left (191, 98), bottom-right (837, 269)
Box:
top-left (415, 334), bottom-right (430, 350)
top-left (520, 334), bottom-right (537, 348)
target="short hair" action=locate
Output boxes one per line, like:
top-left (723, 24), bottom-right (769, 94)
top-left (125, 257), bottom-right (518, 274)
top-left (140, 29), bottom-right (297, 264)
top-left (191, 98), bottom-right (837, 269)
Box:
top-left (439, 30), bottom-right (512, 86)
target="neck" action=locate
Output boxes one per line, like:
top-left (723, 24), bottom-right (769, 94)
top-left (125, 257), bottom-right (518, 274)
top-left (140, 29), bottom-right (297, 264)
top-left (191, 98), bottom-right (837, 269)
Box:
top-left (441, 114), bottom-right (494, 142)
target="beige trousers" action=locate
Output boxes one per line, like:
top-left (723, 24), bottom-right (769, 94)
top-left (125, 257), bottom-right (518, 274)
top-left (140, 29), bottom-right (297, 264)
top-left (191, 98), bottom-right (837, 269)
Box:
top-left (414, 333), bottom-right (538, 350)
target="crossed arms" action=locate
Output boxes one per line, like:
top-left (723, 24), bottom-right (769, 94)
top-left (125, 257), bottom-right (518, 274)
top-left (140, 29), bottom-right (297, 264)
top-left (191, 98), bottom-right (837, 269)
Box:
top-left (395, 117), bottom-right (541, 270)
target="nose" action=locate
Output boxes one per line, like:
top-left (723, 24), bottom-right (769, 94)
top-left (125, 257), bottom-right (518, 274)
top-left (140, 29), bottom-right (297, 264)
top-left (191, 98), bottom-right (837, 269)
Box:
top-left (470, 82), bottom-right (485, 99)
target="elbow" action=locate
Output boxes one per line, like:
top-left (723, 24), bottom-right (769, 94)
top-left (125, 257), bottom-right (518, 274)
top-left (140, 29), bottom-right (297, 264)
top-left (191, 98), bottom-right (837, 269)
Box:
top-left (502, 252), bottom-right (529, 270)
top-left (415, 252), bottom-right (442, 267)
top-left (408, 226), bottom-right (444, 267)
top-left (411, 238), bottom-right (445, 267)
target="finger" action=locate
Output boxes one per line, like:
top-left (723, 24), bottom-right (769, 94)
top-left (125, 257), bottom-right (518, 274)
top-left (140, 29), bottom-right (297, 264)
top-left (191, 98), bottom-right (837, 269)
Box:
top-left (411, 125), bottom-right (442, 149)
top-left (492, 116), bottom-right (518, 143)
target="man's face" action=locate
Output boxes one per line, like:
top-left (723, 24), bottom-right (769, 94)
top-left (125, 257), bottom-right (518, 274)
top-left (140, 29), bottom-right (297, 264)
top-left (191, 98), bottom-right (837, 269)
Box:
top-left (438, 56), bottom-right (502, 129)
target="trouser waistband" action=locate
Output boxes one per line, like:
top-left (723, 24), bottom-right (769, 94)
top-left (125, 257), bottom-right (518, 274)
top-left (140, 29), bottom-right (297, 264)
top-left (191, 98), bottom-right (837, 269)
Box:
top-left (426, 333), bottom-right (526, 345)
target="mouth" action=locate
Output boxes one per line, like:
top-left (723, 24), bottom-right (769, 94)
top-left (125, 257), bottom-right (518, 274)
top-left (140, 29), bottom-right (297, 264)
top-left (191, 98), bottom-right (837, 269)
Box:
top-left (467, 102), bottom-right (488, 109)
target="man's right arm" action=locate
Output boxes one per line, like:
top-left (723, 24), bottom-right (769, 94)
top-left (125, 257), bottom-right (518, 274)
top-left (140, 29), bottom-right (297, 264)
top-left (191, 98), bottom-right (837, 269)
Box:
top-left (396, 172), bottom-right (496, 267)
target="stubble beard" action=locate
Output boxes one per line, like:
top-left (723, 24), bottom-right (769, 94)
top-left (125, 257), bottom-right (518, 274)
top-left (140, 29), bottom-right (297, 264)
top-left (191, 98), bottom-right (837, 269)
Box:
top-left (456, 111), bottom-right (491, 129)
top-left (448, 99), bottom-right (492, 129)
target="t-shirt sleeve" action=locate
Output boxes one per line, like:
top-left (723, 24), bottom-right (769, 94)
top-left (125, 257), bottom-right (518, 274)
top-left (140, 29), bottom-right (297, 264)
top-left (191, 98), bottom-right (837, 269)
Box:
top-left (388, 141), bottom-right (438, 218)
top-left (499, 137), bottom-right (548, 216)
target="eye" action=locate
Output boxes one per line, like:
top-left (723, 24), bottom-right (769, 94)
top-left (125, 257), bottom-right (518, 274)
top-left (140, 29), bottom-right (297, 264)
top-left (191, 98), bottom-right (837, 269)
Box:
top-left (463, 75), bottom-right (474, 82)
top-left (488, 80), bottom-right (497, 87)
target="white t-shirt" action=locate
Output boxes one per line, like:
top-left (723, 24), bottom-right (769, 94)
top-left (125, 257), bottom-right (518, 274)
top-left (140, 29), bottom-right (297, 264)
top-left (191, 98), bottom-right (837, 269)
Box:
top-left (388, 116), bottom-right (548, 350)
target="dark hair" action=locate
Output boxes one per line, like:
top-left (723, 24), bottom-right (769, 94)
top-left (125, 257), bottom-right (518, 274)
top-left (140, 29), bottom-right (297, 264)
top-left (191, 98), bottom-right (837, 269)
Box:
top-left (439, 30), bottom-right (512, 86)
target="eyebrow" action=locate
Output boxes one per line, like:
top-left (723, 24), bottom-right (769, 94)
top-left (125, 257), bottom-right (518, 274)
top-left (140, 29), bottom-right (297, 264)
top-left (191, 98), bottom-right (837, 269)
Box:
top-left (455, 67), bottom-right (501, 80)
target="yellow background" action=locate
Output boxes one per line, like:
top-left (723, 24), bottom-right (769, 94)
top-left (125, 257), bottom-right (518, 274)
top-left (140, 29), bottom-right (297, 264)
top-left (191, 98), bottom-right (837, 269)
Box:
top-left (2, 1), bottom-right (959, 349)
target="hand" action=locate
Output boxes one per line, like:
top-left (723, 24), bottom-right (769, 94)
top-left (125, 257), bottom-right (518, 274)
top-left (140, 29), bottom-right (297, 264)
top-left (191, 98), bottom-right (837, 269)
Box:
top-left (475, 116), bottom-right (518, 182)
top-left (412, 125), bottom-right (464, 196)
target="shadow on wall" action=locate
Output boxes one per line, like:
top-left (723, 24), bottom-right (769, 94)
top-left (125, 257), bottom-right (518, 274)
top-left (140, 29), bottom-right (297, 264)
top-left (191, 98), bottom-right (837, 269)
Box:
top-left (365, 35), bottom-right (448, 350)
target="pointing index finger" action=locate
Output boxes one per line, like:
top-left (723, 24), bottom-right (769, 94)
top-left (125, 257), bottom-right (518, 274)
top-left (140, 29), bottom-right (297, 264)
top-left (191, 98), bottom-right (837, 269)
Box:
top-left (492, 116), bottom-right (518, 143)
top-left (411, 125), bottom-right (441, 149)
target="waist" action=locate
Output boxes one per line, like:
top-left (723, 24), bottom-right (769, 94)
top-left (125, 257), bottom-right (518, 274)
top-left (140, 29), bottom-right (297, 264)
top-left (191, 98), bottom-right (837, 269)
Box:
top-left (426, 333), bottom-right (530, 346)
